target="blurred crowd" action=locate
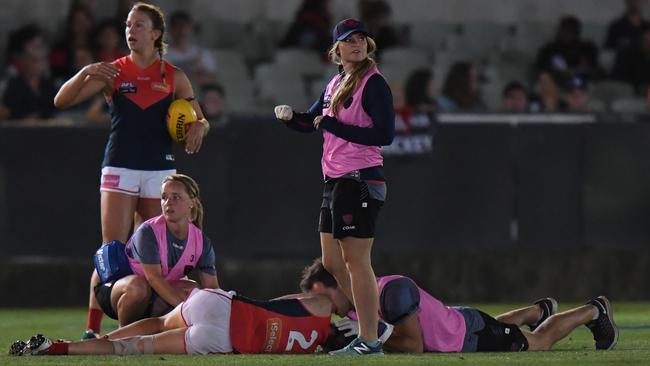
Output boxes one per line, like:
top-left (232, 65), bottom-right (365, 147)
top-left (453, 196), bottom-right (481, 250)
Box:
top-left (1, 0), bottom-right (649, 123)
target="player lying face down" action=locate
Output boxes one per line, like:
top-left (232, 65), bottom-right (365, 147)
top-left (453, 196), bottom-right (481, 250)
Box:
top-left (301, 258), bottom-right (618, 353)
top-left (10, 288), bottom-right (336, 356)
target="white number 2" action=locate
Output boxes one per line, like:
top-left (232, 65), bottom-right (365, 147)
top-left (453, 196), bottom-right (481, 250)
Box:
top-left (285, 330), bottom-right (318, 351)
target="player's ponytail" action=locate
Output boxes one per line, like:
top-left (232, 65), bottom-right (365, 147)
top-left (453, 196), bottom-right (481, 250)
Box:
top-left (327, 36), bottom-right (378, 117)
top-left (132, 2), bottom-right (167, 85)
top-left (163, 174), bottom-right (204, 230)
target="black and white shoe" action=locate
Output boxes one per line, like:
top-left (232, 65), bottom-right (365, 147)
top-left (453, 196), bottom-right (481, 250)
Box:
top-left (585, 296), bottom-right (619, 350)
top-left (529, 297), bottom-right (558, 331)
top-left (21, 334), bottom-right (52, 356)
top-left (8, 340), bottom-right (27, 356)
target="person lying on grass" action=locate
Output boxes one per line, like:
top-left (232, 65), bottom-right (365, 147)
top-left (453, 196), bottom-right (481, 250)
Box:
top-left (10, 287), bottom-right (359, 356)
top-left (301, 258), bottom-right (618, 354)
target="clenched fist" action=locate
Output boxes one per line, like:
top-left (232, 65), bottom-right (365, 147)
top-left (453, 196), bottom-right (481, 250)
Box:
top-left (274, 105), bottom-right (293, 121)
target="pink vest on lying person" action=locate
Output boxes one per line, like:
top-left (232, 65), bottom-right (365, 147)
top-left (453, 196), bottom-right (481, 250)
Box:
top-left (320, 66), bottom-right (384, 178)
top-left (349, 275), bottom-right (466, 352)
top-left (127, 215), bottom-right (203, 281)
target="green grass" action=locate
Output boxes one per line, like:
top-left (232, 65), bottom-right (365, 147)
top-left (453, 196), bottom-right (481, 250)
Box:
top-left (0, 303), bottom-right (648, 365)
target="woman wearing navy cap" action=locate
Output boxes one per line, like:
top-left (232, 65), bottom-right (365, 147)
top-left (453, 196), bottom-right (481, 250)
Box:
top-left (274, 18), bottom-right (395, 355)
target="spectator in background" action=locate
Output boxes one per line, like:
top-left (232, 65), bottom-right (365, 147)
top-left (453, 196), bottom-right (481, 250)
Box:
top-left (536, 15), bottom-right (603, 81)
top-left (166, 11), bottom-right (218, 86)
top-left (605, 0), bottom-right (650, 51)
top-left (280, 0), bottom-right (332, 56)
top-left (565, 76), bottom-right (591, 112)
top-left (437, 61), bottom-right (484, 112)
top-left (359, 0), bottom-right (406, 52)
top-left (200, 83), bottom-right (228, 126)
top-left (529, 70), bottom-right (568, 113)
top-left (389, 81), bottom-right (410, 132)
top-left (113, 0), bottom-right (136, 24)
top-left (501, 81), bottom-right (530, 113)
top-left (612, 25), bottom-right (650, 94)
top-left (49, 5), bottom-right (95, 82)
top-left (56, 45), bottom-right (110, 124)
top-left (92, 20), bottom-right (128, 63)
top-left (401, 68), bottom-right (436, 131)
top-left (1, 24), bottom-right (56, 120)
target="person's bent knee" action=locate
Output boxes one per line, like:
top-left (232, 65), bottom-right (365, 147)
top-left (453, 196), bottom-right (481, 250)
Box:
top-left (125, 276), bottom-right (152, 301)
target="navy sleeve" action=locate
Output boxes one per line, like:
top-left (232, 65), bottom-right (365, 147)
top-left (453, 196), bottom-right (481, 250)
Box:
top-left (129, 224), bottom-right (161, 265)
top-left (379, 277), bottom-right (421, 324)
top-left (318, 74), bottom-right (395, 146)
top-left (283, 92), bottom-right (324, 133)
top-left (196, 234), bottom-right (217, 275)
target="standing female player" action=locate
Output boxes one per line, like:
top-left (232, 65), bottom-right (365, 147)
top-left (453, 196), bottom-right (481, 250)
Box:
top-left (54, 2), bottom-right (210, 338)
top-left (274, 18), bottom-right (394, 355)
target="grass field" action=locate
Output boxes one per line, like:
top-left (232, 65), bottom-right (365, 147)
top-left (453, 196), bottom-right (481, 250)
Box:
top-left (0, 303), bottom-right (648, 366)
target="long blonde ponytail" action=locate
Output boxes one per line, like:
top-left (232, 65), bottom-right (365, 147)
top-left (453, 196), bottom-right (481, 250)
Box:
top-left (326, 36), bottom-right (377, 117)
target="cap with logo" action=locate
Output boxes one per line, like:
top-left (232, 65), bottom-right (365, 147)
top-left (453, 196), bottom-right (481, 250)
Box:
top-left (332, 18), bottom-right (370, 43)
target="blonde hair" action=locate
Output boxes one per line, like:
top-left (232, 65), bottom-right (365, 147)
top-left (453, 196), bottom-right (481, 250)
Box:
top-left (326, 36), bottom-right (377, 117)
top-left (162, 174), bottom-right (204, 230)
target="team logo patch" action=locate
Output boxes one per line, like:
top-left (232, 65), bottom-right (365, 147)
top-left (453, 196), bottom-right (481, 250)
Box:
top-left (342, 214), bottom-right (354, 225)
top-left (263, 318), bottom-right (282, 353)
top-left (102, 174), bottom-right (120, 187)
top-left (118, 81), bottom-right (137, 94)
top-left (151, 81), bottom-right (170, 92)
top-left (323, 95), bottom-right (331, 109)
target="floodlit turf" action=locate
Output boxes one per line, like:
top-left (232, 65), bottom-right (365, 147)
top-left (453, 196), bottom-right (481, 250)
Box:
top-left (0, 303), bottom-right (648, 366)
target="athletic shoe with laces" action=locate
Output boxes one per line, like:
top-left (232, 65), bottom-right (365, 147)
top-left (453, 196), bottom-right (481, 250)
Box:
top-left (585, 296), bottom-right (619, 350)
top-left (80, 329), bottom-right (99, 340)
top-left (329, 337), bottom-right (384, 356)
top-left (8, 340), bottom-right (27, 356)
top-left (20, 334), bottom-right (52, 356)
top-left (529, 297), bottom-right (558, 331)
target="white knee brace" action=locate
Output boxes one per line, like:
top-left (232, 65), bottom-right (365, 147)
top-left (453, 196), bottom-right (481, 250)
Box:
top-left (112, 335), bottom-right (154, 355)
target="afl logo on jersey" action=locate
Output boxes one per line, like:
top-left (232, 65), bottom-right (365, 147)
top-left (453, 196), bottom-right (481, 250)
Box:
top-left (118, 81), bottom-right (137, 94)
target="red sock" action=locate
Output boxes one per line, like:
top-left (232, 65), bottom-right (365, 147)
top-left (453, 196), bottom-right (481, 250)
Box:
top-left (86, 308), bottom-right (104, 334)
top-left (47, 342), bottom-right (69, 355)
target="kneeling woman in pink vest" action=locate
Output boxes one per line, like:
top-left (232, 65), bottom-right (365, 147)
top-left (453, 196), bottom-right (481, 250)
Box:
top-left (95, 174), bottom-right (219, 327)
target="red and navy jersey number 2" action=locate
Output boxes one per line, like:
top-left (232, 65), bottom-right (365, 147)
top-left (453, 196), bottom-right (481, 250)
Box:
top-left (229, 295), bottom-right (331, 354)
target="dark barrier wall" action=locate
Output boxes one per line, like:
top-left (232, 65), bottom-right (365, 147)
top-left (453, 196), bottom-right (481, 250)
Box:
top-left (1, 118), bottom-right (650, 303)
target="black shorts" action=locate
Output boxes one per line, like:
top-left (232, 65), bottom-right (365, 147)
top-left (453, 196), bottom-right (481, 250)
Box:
top-left (318, 177), bottom-right (385, 239)
top-left (94, 282), bottom-right (158, 321)
top-left (475, 310), bottom-right (529, 352)
top-left (94, 282), bottom-right (118, 320)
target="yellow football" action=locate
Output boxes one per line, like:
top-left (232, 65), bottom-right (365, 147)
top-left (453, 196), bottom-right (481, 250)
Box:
top-left (166, 99), bottom-right (198, 143)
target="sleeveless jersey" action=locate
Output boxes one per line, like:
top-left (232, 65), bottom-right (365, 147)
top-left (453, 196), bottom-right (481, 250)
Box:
top-left (229, 295), bottom-right (330, 354)
top-left (103, 56), bottom-right (176, 170)
top-left (320, 66), bottom-right (385, 178)
top-left (377, 275), bottom-right (466, 352)
top-left (127, 215), bottom-right (203, 280)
